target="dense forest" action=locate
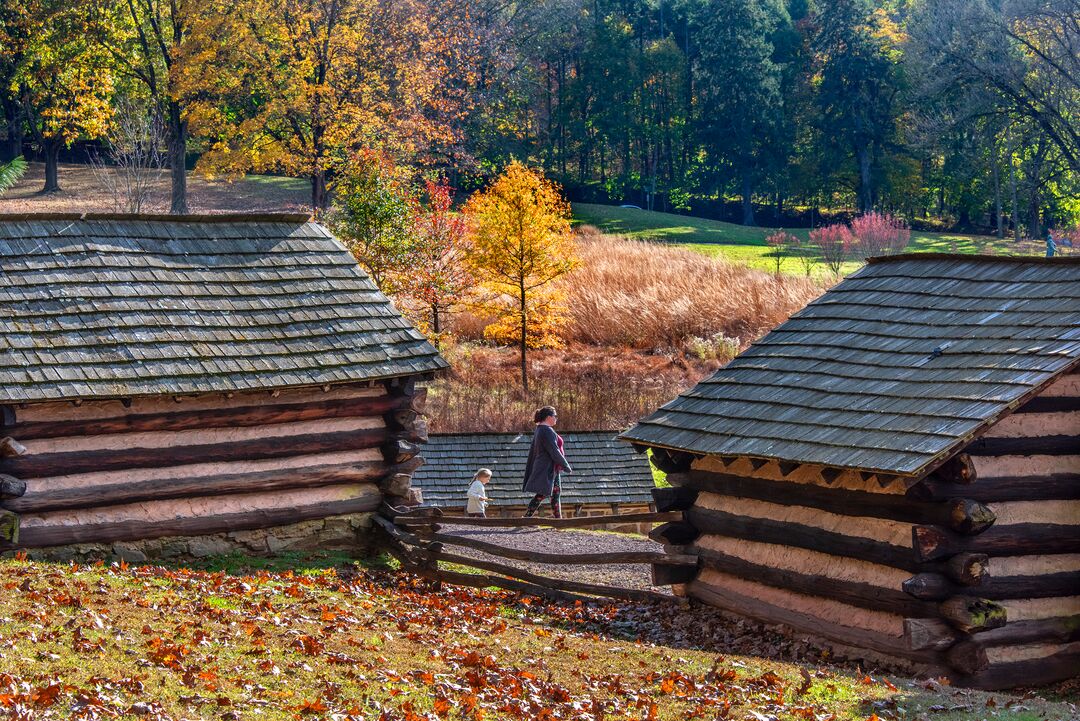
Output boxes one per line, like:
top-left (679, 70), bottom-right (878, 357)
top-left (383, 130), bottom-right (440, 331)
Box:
top-left (1, 0), bottom-right (1077, 233)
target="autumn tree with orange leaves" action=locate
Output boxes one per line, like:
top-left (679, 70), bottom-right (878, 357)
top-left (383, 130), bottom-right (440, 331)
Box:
top-left (403, 179), bottom-right (474, 345)
top-left (464, 162), bottom-right (578, 393)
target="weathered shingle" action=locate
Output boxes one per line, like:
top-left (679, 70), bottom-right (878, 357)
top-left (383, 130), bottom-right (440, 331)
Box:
top-left (413, 432), bottom-right (656, 507)
top-left (621, 254), bottom-right (1080, 478)
top-left (0, 214), bottom-right (448, 402)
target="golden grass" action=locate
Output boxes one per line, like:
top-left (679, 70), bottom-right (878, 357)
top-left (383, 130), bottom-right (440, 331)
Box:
top-left (425, 344), bottom-right (711, 433)
top-left (560, 231), bottom-right (824, 348)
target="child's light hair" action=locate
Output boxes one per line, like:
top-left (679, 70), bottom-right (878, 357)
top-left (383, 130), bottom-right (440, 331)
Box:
top-left (474, 468), bottom-right (492, 480)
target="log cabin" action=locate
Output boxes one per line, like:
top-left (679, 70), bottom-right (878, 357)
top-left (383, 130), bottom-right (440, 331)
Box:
top-left (0, 213), bottom-right (446, 561)
top-left (412, 432), bottom-right (657, 531)
top-left (621, 253), bottom-right (1080, 689)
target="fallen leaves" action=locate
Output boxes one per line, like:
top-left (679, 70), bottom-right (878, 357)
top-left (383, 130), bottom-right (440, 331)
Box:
top-left (0, 558), bottom-right (1057, 721)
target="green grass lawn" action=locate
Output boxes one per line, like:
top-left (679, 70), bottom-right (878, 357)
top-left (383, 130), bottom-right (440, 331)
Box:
top-left (0, 557), bottom-right (1073, 720)
top-left (573, 202), bottom-right (1063, 277)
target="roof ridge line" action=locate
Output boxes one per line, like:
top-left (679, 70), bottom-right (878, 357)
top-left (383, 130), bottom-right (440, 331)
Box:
top-left (0, 212), bottom-right (314, 223)
top-left (866, 252), bottom-right (1080, 265)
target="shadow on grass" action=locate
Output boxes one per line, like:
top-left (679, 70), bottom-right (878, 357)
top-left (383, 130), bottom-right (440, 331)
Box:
top-left (13, 549), bottom-right (400, 576)
top-left (172, 549), bottom-right (398, 575)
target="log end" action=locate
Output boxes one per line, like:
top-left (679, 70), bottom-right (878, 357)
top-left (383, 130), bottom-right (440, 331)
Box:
top-left (648, 521), bottom-right (700, 546)
top-left (902, 573), bottom-right (951, 601)
top-left (945, 639), bottom-right (989, 674)
top-left (903, 617), bottom-right (959, 651)
top-left (935, 453), bottom-right (977, 484)
top-left (651, 562), bottom-right (698, 586)
top-left (912, 525), bottom-right (953, 562)
top-left (383, 438), bottom-right (421, 464)
top-left (940, 596), bottom-right (1007, 633)
top-left (0, 474), bottom-right (26, 500)
top-left (948, 499), bottom-right (996, 535)
top-left (0, 437), bottom-right (27, 458)
top-left (380, 473), bottom-right (413, 498)
top-left (651, 486), bottom-right (698, 512)
top-left (0, 510), bottom-right (18, 544)
top-left (946, 552), bottom-right (989, 586)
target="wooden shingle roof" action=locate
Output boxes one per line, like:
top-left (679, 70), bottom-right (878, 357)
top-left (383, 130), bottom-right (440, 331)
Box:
top-left (412, 432), bottom-right (656, 507)
top-left (621, 254), bottom-right (1080, 478)
top-left (0, 213), bottom-right (447, 402)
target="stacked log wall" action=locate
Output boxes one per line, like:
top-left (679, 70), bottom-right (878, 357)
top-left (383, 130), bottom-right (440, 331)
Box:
top-left (927, 370), bottom-right (1079, 688)
top-left (669, 456), bottom-right (956, 674)
top-left (0, 381), bottom-right (428, 555)
top-left (658, 368), bottom-right (1078, 689)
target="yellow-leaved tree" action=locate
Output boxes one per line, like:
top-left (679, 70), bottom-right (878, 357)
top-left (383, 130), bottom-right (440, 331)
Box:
top-left (464, 161), bottom-right (578, 393)
top-left (13, 0), bottom-right (113, 193)
top-left (180, 0), bottom-right (464, 210)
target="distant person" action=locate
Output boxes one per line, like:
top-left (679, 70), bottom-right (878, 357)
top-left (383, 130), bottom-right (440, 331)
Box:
top-left (1046, 229), bottom-right (1056, 257)
top-left (466, 468), bottom-right (492, 518)
top-left (522, 406), bottom-right (572, 518)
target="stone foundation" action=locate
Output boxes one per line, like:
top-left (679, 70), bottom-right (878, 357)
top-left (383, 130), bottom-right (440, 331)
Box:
top-left (5, 512), bottom-right (376, 564)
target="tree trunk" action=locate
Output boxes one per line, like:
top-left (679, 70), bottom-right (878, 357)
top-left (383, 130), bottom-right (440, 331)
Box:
top-left (856, 144), bottom-right (872, 212)
top-left (168, 102), bottom-right (188, 214)
top-left (1010, 154), bottom-right (1020, 242)
top-left (519, 279), bottom-right (528, 394)
top-left (311, 170), bottom-right (327, 212)
top-left (431, 304), bottom-right (441, 349)
top-left (1028, 188), bottom-right (1041, 241)
top-left (42, 139), bottom-right (60, 193)
top-left (741, 171), bottom-right (755, 226)
top-left (992, 153), bottom-right (1003, 238)
top-left (1, 96), bottom-right (22, 163)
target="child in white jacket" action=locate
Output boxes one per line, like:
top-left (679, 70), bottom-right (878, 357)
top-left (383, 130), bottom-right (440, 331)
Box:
top-left (466, 468), bottom-right (492, 517)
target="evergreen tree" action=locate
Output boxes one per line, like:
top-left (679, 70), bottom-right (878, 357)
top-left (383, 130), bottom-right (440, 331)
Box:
top-left (689, 0), bottom-right (790, 226)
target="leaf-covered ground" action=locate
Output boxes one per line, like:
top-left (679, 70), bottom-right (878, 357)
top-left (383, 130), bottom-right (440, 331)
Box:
top-left (0, 557), bottom-right (1075, 721)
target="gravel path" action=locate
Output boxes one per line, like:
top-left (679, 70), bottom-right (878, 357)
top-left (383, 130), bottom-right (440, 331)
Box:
top-left (439, 524), bottom-right (667, 592)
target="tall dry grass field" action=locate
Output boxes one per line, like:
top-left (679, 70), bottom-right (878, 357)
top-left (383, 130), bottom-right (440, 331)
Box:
top-left (430, 232), bottom-right (827, 433)
top-left (426, 344), bottom-right (710, 433)
top-left (561, 230), bottom-right (823, 348)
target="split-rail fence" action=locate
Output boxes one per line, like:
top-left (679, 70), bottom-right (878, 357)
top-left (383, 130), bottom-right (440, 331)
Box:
top-left (374, 501), bottom-right (698, 605)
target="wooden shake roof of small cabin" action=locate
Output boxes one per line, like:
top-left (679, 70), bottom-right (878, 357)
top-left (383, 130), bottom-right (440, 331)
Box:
top-left (0, 213), bottom-right (448, 402)
top-left (413, 432), bottom-right (656, 507)
top-left (621, 253), bottom-right (1080, 479)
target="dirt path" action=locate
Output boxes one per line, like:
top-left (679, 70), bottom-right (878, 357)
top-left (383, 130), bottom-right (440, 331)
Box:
top-left (438, 524), bottom-right (666, 592)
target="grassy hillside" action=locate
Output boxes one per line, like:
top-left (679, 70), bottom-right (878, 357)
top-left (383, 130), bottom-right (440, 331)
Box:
top-left (572, 202), bottom-right (1061, 276)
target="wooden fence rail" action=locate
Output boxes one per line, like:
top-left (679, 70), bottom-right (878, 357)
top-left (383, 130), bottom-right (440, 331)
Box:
top-left (375, 506), bottom-right (695, 606)
top-left (393, 510), bottom-right (683, 529)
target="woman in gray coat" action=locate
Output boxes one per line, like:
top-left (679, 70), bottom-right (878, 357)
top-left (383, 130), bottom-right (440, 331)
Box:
top-left (522, 406), bottom-right (572, 518)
